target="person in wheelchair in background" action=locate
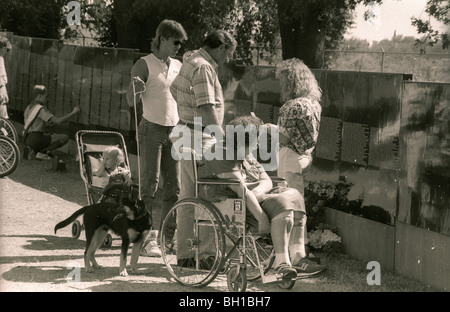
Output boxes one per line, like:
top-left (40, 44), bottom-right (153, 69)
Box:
top-left (200, 115), bottom-right (325, 279)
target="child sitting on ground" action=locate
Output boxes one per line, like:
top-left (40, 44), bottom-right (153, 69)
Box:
top-left (93, 146), bottom-right (132, 202)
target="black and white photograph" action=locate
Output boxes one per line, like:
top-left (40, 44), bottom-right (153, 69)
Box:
top-left (0, 0), bottom-right (448, 298)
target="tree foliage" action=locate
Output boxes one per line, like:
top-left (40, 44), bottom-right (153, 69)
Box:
top-left (275, 0), bottom-right (386, 68)
top-left (199, 0), bottom-right (279, 64)
top-left (5, 0), bottom-right (446, 70)
top-left (411, 0), bottom-right (449, 53)
top-left (0, 0), bottom-right (66, 39)
top-left (113, 0), bottom-right (279, 64)
top-left (61, 0), bottom-right (117, 47)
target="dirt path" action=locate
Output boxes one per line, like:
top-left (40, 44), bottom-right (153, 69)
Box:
top-left (0, 156), bottom-right (284, 292)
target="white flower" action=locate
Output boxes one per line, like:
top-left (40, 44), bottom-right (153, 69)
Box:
top-left (321, 229), bottom-right (342, 244)
top-left (308, 228), bottom-right (342, 250)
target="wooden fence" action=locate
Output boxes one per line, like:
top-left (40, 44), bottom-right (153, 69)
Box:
top-left (2, 32), bottom-right (144, 133)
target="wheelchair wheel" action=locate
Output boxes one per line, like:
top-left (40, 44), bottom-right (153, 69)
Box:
top-left (71, 220), bottom-right (82, 239)
top-left (0, 117), bottom-right (18, 143)
top-left (227, 266), bottom-right (247, 292)
top-left (160, 198), bottom-right (226, 288)
top-left (0, 135), bottom-right (20, 177)
top-left (245, 236), bottom-right (275, 281)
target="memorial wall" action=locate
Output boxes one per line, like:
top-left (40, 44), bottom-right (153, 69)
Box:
top-left (220, 64), bottom-right (450, 236)
top-left (398, 82), bottom-right (450, 235)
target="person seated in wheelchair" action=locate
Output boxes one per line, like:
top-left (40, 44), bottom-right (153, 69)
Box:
top-left (93, 146), bottom-right (132, 204)
top-left (201, 115), bottom-right (316, 279)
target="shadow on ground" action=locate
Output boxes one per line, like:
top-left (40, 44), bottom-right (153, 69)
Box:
top-left (1, 263), bottom-right (225, 292)
top-left (6, 155), bottom-right (87, 207)
top-left (0, 234), bottom-right (86, 252)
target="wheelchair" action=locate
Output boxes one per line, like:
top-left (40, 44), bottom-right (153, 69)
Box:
top-left (160, 148), bottom-right (296, 292)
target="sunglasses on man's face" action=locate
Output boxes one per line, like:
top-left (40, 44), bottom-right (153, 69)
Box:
top-left (173, 40), bottom-right (185, 46)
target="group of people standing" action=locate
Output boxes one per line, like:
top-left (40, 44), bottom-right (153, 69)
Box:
top-left (129, 19), bottom-right (325, 278)
top-left (4, 18), bottom-right (325, 278)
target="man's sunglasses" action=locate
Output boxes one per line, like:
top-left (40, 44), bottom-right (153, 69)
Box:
top-left (173, 40), bottom-right (185, 46)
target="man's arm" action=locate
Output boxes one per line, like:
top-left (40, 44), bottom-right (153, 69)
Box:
top-left (126, 59), bottom-right (148, 108)
top-left (192, 65), bottom-right (225, 136)
top-left (198, 104), bottom-right (225, 137)
top-left (217, 170), bottom-right (271, 234)
top-left (50, 106), bottom-right (80, 125)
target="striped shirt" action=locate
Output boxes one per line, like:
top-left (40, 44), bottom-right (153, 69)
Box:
top-left (277, 97), bottom-right (322, 156)
top-left (170, 48), bottom-right (224, 126)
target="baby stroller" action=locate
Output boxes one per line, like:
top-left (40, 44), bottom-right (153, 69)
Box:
top-left (74, 129), bottom-right (137, 247)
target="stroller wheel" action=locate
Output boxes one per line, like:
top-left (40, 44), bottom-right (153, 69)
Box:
top-left (102, 234), bottom-right (113, 248)
top-left (71, 220), bottom-right (82, 239)
top-left (227, 266), bottom-right (247, 292)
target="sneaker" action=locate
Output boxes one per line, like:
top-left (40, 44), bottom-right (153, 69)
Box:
top-left (140, 240), bottom-right (162, 257)
top-left (292, 258), bottom-right (326, 276)
top-left (272, 263), bottom-right (297, 280)
top-left (35, 152), bottom-right (52, 160)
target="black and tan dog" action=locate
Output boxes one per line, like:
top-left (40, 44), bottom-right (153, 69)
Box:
top-left (54, 197), bottom-right (150, 276)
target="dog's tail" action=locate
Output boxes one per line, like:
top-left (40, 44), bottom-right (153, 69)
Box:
top-left (54, 206), bottom-right (90, 234)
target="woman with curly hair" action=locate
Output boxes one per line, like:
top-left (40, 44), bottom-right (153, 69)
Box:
top-left (276, 58), bottom-right (325, 276)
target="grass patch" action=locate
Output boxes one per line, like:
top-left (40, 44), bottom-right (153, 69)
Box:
top-left (299, 252), bottom-right (439, 292)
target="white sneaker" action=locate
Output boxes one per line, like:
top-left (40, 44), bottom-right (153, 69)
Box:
top-left (140, 240), bottom-right (162, 257)
top-left (140, 230), bottom-right (161, 257)
top-left (35, 152), bottom-right (51, 160)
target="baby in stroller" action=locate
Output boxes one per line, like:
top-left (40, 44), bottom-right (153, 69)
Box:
top-left (93, 146), bottom-right (132, 204)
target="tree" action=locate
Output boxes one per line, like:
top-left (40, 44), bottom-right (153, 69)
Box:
top-left (0, 0), bottom-right (66, 39)
top-left (199, 0), bottom-right (279, 64)
top-left (111, 0), bottom-right (386, 67)
top-left (113, 0), bottom-right (279, 64)
top-left (62, 0), bottom-right (117, 47)
top-left (114, 0), bottom-right (204, 53)
top-left (411, 0), bottom-right (449, 53)
top-left (275, 0), bottom-right (384, 68)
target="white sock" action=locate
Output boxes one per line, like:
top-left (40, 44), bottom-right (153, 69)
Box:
top-left (291, 251), bottom-right (305, 265)
top-left (274, 253), bottom-right (291, 267)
